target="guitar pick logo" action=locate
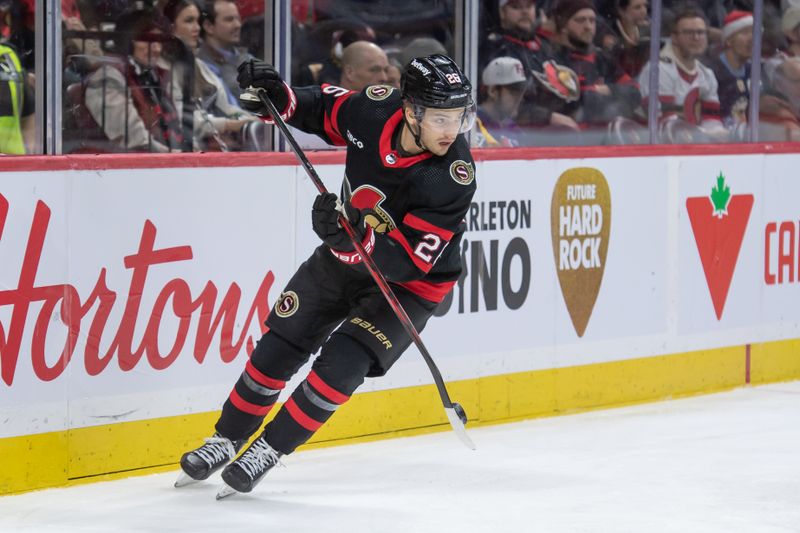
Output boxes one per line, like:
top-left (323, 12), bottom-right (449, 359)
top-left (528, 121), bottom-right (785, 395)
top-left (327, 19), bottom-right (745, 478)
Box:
top-left (551, 168), bottom-right (611, 337)
top-left (686, 173), bottom-right (753, 320)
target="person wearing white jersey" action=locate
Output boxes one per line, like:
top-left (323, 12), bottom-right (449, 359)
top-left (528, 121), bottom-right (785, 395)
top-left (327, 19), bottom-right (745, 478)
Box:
top-left (637, 5), bottom-right (727, 140)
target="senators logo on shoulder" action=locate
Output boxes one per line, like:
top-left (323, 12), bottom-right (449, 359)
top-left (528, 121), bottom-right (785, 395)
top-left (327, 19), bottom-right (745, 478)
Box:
top-left (366, 85), bottom-right (394, 101)
top-left (274, 291), bottom-right (299, 318)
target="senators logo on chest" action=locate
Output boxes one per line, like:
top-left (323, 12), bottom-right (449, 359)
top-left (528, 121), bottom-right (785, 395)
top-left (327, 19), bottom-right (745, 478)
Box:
top-left (449, 160), bottom-right (475, 185)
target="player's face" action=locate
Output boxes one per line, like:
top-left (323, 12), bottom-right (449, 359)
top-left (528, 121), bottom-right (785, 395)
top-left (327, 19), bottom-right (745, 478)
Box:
top-left (419, 108), bottom-right (467, 155)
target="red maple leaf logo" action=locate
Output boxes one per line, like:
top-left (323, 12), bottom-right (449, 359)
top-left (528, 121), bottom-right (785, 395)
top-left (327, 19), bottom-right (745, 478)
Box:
top-left (686, 175), bottom-right (753, 320)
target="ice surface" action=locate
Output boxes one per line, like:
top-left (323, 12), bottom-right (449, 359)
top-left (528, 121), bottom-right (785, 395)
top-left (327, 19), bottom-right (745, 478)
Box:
top-left (2, 382), bottom-right (799, 532)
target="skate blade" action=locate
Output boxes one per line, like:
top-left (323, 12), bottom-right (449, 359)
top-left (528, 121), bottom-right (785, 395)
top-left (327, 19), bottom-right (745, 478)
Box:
top-left (174, 471), bottom-right (200, 488)
top-left (216, 484), bottom-right (239, 500)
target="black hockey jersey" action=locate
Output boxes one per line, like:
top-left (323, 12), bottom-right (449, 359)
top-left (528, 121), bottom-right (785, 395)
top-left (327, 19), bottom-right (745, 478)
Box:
top-left (283, 83), bottom-right (477, 303)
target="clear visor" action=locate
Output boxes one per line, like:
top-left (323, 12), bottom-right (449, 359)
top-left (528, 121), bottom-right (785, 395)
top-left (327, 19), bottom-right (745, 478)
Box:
top-left (413, 102), bottom-right (477, 135)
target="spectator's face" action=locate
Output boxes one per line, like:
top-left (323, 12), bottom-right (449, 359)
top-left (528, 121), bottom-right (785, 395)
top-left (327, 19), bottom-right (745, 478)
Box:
top-left (492, 83), bottom-right (526, 120)
top-left (173, 4), bottom-right (201, 49)
top-left (672, 17), bottom-right (707, 59)
top-left (726, 27), bottom-right (753, 61)
top-left (499, 0), bottom-right (536, 35)
top-left (347, 48), bottom-right (389, 90)
top-left (387, 64), bottom-right (401, 89)
top-left (564, 8), bottom-right (596, 46)
top-left (205, 0), bottom-right (242, 47)
top-left (620, 0), bottom-right (648, 27)
top-left (132, 36), bottom-right (162, 67)
top-left (778, 62), bottom-right (800, 105)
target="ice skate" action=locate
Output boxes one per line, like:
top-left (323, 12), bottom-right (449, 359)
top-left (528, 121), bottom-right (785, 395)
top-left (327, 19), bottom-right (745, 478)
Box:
top-left (175, 433), bottom-right (245, 487)
top-left (216, 434), bottom-right (282, 498)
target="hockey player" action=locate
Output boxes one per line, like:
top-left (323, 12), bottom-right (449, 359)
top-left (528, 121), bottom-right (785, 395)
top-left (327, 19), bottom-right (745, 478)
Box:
top-left (176, 54), bottom-right (477, 496)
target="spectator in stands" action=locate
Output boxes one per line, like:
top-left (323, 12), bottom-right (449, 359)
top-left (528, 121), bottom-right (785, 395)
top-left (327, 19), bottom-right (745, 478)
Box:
top-left (197, 0), bottom-right (252, 103)
top-left (339, 41), bottom-right (389, 91)
top-left (782, 7), bottom-right (800, 58)
top-left (474, 56), bottom-right (528, 147)
top-left (293, 21), bottom-right (376, 87)
top-left (482, 0), bottom-right (580, 130)
top-left (85, 8), bottom-right (183, 153)
top-left (550, 0), bottom-right (641, 132)
top-left (0, 42), bottom-right (34, 154)
top-left (708, 11), bottom-right (753, 128)
top-left (594, 0), bottom-right (650, 78)
top-left (162, 0), bottom-right (259, 151)
top-left (398, 37), bottom-right (448, 69)
top-left (386, 57), bottom-right (402, 89)
top-left (637, 6), bottom-right (727, 140)
top-left (759, 56), bottom-right (800, 141)
top-left (0, 0), bottom-right (34, 70)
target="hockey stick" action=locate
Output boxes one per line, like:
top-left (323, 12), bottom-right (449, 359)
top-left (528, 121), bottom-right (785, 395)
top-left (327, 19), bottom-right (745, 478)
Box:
top-left (250, 88), bottom-right (475, 450)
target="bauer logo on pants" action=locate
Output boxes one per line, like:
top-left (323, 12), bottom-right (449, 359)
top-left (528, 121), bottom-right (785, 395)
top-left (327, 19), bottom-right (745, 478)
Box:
top-left (550, 168), bottom-right (611, 337)
top-left (275, 291), bottom-right (299, 318)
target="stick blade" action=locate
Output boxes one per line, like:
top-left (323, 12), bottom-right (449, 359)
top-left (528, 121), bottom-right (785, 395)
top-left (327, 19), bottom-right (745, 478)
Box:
top-left (444, 406), bottom-right (476, 450)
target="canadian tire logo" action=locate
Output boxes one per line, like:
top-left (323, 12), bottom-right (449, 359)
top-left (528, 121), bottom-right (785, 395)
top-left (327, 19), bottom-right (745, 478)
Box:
top-left (551, 168), bottom-right (611, 337)
top-left (686, 174), bottom-right (753, 320)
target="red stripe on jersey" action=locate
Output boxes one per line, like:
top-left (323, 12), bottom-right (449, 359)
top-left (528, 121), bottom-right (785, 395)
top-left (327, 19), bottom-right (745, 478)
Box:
top-left (379, 110), bottom-right (434, 168)
top-left (245, 360), bottom-right (286, 390)
top-left (387, 228), bottom-right (433, 273)
top-left (320, 86), bottom-right (353, 146)
top-left (307, 371), bottom-right (350, 404)
top-left (397, 279), bottom-right (456, 303)
top-left (403, 213), bottom-right (454, 240)
top-left (330, 90), bottom-right (353, 137)
top-left (284, 397), bottom-right (323, 431)
top-left (229, 388), bottom-right (274, 416)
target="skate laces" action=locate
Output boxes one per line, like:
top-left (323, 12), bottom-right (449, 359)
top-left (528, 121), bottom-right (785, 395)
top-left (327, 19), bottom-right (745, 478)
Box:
top-left (236, 437), bottom-right (282, 479)
top-left (194, 435), bottom-right (237, 466)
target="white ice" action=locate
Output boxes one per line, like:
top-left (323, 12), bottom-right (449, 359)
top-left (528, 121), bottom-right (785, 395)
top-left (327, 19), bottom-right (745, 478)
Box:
top-left (2, 381), bottom-right (799, 533)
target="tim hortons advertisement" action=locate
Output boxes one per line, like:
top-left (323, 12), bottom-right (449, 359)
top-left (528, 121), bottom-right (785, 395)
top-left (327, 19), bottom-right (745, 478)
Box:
top-left (0, 167), bottom-right (297, 437)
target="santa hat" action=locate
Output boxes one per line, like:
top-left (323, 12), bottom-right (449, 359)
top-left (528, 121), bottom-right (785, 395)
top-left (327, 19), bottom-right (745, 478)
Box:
top-left (721, 10), bottom-right (753, 42)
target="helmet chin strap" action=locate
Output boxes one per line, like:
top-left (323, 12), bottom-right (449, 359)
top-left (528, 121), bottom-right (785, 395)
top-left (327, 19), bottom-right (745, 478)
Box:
top-left (401, 112), bottom-right (428, 153)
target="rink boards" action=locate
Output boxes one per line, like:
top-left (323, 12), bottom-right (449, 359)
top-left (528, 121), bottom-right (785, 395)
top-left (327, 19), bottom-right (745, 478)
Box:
top-left (1, 145), bottom-right (800, 494)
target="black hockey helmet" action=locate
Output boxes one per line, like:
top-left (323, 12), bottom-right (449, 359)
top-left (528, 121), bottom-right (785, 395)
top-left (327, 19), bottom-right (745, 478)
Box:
top-left (401, 54), bottom-right (474, 108)
top-left (401, 54), bottom-right (476, 133)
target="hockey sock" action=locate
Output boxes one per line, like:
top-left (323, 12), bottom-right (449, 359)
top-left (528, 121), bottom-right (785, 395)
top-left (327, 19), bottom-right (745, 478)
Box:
top-left (216, 332), bottom-right (310, 440)
top-left (263, 334), bottom-right (373, 454)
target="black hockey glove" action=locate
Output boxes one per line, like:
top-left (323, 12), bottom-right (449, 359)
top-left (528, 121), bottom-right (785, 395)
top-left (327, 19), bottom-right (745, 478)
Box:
top-left (236, 59), bottom-right (288, 114)
top-left (311, 192), bottom-right (366, 251)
